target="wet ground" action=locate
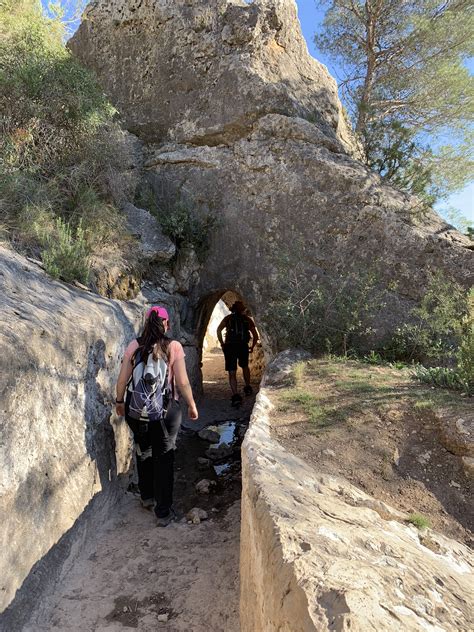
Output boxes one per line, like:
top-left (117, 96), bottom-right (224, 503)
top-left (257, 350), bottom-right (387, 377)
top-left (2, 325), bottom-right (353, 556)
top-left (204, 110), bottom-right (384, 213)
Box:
top-left (23, 351), bottom-right (257, 631)
top-left (174, 421), bottom-right (247, 521)
top-left (171, 348), bottom-right (257, 519)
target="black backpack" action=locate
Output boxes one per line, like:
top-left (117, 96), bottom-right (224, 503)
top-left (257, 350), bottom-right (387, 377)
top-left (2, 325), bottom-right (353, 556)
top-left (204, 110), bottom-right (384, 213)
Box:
top-left (225, 313), bottom-right (250, 344)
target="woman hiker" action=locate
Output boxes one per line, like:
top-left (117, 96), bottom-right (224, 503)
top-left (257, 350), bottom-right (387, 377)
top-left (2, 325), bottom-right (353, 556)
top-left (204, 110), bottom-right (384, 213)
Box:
top-left (115, 306), bottom-right (199, 526)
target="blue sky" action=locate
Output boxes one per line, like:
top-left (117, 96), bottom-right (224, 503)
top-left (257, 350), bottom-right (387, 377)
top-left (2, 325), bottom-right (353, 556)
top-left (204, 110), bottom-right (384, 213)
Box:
top-left (42, 0), bottom-right (472, 224)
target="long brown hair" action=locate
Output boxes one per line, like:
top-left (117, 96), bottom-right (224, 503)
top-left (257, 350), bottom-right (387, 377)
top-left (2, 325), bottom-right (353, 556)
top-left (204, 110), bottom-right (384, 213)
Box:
top-left (133, 311), bottom-right (171, 364)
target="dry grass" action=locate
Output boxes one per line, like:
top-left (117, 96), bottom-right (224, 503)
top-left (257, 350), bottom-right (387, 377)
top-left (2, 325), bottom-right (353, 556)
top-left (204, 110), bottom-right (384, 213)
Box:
top-left (275, 357), bottom-right (467, 435)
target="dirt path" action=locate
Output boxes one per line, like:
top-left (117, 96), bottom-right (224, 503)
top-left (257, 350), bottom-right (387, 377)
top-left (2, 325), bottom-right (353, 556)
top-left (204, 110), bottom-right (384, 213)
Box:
top-left (25, 351), bottom-right (256, 632)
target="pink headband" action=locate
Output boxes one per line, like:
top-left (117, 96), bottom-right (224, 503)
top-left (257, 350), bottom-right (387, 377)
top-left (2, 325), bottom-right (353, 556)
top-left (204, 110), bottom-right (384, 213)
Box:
top-left (146, 306), bottom-right (169, 320)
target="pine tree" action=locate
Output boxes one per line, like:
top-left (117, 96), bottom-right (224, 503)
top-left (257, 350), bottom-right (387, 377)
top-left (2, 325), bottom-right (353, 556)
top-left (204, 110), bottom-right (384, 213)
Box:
top-left (315, 0), bottom-right (474, 203)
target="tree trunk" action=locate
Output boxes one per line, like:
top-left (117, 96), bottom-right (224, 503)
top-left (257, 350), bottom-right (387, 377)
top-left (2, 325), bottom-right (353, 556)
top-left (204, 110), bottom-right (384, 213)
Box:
top-left (355, 1), bottom-right (378, 138)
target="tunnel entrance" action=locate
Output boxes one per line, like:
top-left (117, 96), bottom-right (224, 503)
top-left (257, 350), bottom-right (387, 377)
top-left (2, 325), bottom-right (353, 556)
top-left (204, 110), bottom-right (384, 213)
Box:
top-left (198, 290), bottom-right (265, 408)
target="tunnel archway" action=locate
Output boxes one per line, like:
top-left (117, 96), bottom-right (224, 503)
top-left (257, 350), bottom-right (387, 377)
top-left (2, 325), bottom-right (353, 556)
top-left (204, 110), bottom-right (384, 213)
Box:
top-left (196, 290), bottom-right (266, 402)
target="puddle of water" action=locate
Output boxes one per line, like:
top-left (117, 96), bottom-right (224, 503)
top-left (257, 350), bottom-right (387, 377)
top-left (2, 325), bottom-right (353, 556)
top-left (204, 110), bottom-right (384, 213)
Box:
top-left (214, 463), bottom-right (231, 476)
top-left (213, 421), bottom-right (238, 445)
top-left (174, 419), bottom-right (248, 515)
top-left (211, 421), bottom-right (249, 475)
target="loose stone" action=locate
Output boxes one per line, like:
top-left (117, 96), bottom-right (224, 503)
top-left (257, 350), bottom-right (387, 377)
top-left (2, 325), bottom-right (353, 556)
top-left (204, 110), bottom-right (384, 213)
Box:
top-left (206, 442), bottom-right (233, 461)
top-left (186, 507), bottom-right (208, 525)
top-left (198, 428), bottom-right (221, 443)
top-left (195, 479), bottom-right (217, 494)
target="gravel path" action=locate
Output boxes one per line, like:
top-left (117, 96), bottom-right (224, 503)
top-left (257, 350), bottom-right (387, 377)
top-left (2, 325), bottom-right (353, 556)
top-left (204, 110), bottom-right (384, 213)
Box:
top-left (25, 496), bottom-right (240, 632)
top-left (24, 351), bottom-right (256, 632)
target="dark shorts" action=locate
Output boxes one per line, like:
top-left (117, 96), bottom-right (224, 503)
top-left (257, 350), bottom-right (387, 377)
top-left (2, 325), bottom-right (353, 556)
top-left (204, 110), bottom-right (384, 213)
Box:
top-left (223, 342), bottom-right (249, 372)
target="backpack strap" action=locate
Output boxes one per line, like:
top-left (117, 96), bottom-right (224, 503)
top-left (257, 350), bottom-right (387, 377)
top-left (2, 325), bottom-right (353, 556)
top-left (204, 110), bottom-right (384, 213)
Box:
top-left (164, 349), bottom-right (174, 400)
top-left (127, 341), bottom-right (143, 391)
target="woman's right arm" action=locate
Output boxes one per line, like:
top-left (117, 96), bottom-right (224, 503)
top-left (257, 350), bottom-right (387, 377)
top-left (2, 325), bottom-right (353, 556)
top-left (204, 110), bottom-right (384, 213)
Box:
top-left (115, 354), bottom-right (133, 417)
top-left (173, 357), bottom-right (198, 420)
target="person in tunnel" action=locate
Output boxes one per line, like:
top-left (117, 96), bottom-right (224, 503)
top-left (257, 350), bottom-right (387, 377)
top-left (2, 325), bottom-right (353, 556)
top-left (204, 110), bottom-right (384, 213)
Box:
top-left (216, 300), bottom-right (259, 406)
top-left (115, 306), bottom-right (198, 527)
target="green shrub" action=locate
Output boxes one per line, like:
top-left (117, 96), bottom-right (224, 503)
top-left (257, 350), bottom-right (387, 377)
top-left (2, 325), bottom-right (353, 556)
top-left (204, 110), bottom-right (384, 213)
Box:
top-left (0, 0), bottom-right (114, 176)
top-left (135, 183), bottom-right (219, 262)
top-left (291, 362), bottom-right (306, 386)
top-left (457, 328), bottom-right (474, 393)
top-left (404, 286), bottom-right (473, 395)
top-left (158, 201), bottom-right (219, 262)
top-left (407, 513), bottom-right (430, 530)
top-left (41, 217), bottom-right (91, 284)
top-left (0, 0), bottom-right (134, 283)
top-left (411, 365), bottom-right (471, 395)
top-left (264, 254), bottom-right (471, 394)
top-left (362, 350), bottom-right (385, 365)
top-left (456, 290), bottom-right (474, 391)
top-left (383, 272), bottom-right (469, 363)
top-left (263, 264), bottom-right (386, 356)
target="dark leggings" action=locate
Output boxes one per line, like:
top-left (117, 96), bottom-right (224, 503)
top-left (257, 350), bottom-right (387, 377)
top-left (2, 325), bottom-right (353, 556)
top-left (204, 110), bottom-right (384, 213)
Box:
top-left (126, 398), bottom-right (182, 518)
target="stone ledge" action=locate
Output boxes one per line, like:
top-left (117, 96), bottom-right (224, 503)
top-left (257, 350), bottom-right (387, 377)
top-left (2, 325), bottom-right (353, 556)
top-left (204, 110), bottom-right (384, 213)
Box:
top-left (240, 351), bottom-right (474, 631)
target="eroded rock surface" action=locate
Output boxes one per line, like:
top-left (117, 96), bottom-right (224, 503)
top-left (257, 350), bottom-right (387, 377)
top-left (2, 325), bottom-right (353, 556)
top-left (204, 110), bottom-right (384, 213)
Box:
top-left (240, 352), bottom-right (474, 631)
top-left (123, 202), bottom-right (176, 262)
top-left (0, 246), bottom-right (139, 617)
top-left (70, 0), bottom-right (353, 151)
top-left (436, 408), bottom-right (474, 457)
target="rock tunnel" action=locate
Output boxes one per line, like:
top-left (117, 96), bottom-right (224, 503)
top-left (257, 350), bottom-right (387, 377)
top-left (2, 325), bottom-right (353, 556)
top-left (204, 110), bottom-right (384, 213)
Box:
top-left (198, 290), bottom-right (266, 396)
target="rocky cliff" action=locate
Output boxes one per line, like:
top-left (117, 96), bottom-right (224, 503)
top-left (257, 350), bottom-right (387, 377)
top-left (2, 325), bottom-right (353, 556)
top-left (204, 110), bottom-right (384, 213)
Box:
top-left (0, 247), bottom-right (139, 616)
top-left (71, 0), bottom-right (354, 151)
top-left (70, 0), bottom-right (472, 350)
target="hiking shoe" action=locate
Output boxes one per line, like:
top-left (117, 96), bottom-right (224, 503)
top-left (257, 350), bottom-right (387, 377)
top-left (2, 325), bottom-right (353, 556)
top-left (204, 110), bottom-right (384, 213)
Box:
top-left (140, 497), bottom-right (154, 510)
top-left (231, 394), bottom-right (243, 407)
top-left (243, 385), bottom-right (253, 396)
top-left (156, 508), bottom-right (177, 527)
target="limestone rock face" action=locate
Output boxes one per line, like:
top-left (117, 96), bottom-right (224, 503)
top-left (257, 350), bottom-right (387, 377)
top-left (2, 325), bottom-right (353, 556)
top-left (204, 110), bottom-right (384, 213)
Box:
top-left (0, 246), bottom-right (138, 614)
top-left (69, 0), bottom-right (353, 151)
top-left (173, 245), bottom-right (201, 294)
top-left (240, 351), bottom-right (474, 631)
top-left (436, 408), bottom-right (474, 457)
top-left (142, 116), bottom-right (472, 325)
top-left (71, 0), bottom-right (473, 345)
